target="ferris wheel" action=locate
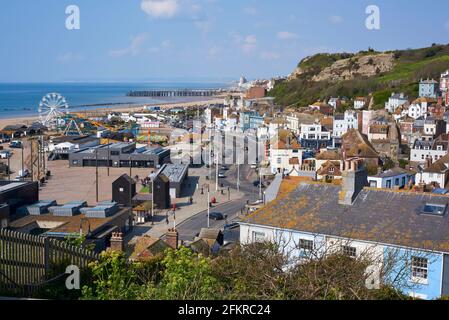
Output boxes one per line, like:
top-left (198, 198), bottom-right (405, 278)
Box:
top-left (38, 93), bottom-right (69, 127)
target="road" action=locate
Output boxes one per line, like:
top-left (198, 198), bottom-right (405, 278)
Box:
top-left (175, 163), bottom-right (264, 242)
top-left (175, 197), bottom-right (248, 242)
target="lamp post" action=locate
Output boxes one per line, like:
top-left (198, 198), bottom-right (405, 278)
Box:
top-left (207, 185), bottom-right (210, 228)
top-left (215, 147), bottom-right (219, 192)
top-left (107, 138), bottom-right (110, 176)
top-left (209, 128), bottom-right (212, 180)
top-left (236, 157), bottom-right (240, 192)
top-left (151, 175), bottom-right (154, 225)
top-left (259, 162), bottom-right (263, 201)
top-left (95, 148), bottom-right (99, 203)
top-left (21, 142), bottom-right (24, 181)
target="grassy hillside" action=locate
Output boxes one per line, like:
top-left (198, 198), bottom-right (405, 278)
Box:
top-left (270, 44), bottom-right (449, 109)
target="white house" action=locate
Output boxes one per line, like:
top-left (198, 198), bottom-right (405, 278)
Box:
top-left (385, 93), bottom-right (409, 113)
top-left (354, 97), bottom-right (368, 110)
top-left (269, 130), bottom-right (303, 175)
top-left (418, 153), bottom-right (449, 188)
top-left (328, 97), bottom-right (341, 109)
top-left (240, 160), bottom-right (449, 300)
top-left (368, 168), bottom-right (415, 189)
top-left (408, 98), bottom-right (433, 119)
top-left (333, 111), bottom-right (358, 138)
top-left (410, 135), bottom-right (449, 163)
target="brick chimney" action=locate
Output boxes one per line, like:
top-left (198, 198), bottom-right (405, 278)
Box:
top-left (339, 159), bottom-right (368, 206)
top-left (166, 228), bottom-right (179, 249)
top-left (110, 231), bottom-right (124, 252)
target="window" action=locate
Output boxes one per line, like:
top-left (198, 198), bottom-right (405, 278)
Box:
top-left (342, 245), bottom-right (357, 258)
top-left (277, 157), bottom-right (282, 164)
top-left (411, 257), bottom-right (428, 281)
top-left (421, 203), bottom-right (447, 216)
top-left (252, 231), bottom-right (266, 243)
top-left (119, 187), bottom-right (124, 192)
top-left (111, 151), bottom-right (120, 156)
top-left (395, 178), bottom-right (400, 186)
top-left (298, 239), bottom-right (314, 251)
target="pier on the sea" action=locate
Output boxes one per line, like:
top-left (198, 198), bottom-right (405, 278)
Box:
top-left (126, 89), bottom-right (223, 98)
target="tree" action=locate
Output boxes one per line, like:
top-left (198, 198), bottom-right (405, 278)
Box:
top-left (81, 250), bottom-right (143, 300)
top-left (146, 247), bottom-right (220, 300)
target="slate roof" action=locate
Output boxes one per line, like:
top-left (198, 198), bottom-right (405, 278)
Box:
top-left (342, 129), bottom-right (379, 159)
top-left (424, 153), bottom-right (449, 173)
top-left (242, 183), bottom-right (449, 252)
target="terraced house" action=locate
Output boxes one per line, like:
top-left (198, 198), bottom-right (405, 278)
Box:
top-left (241, 159), bottom-right (449, 299)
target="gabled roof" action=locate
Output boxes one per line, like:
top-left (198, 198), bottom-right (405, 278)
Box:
top-left (424, 153), bottom-right (449, 174)
top-left (316, 150), bottom-right (343, 161)
top-left (270, 130), bottom-right (301, 150)
top-left (342, 129), bottom-right (379, 159)
top-left (242, 183), bottom-right (449, 252)
top-left (129, 236), bottom-right (170, 261)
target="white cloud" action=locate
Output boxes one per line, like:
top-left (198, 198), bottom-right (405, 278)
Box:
top-left (109, 33), bottom-right (148, 58)
top-left (149, 39), bottom-right (172, 53)
top-left (277, 31), bottom-right (298, 40)
top-left (141, 0), bottom-right (178, 18)
top-left (329, 15), bottom-right (343, 24)
top-left (242, 35), bottom-right (257, 54)
top-left (260, 51), bottom-right (280, 60)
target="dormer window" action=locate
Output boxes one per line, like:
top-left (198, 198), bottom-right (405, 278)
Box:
top-left (421, 203), bottom-right (447, 216)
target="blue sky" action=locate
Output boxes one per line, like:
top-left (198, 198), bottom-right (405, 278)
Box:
top-left (1, 0), bottom-right (449, 83)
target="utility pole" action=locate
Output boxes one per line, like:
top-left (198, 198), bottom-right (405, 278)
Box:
top-left (129, 155), bottom-right (132, 208)
top-left (95, 148), bottom-right (99, 203)
top-left (7, 155), bottom-right (10, 181)
top-left (208, 128), bottom-right (212, 180)
top-left (30, 139), bottom-right (33, 182)
top-left (107, 138), bottom-right (110, 176)
top-left (151, 177), bottom-right (154, 225)
top-left (237, 157), bottom-right (240, 192)
top-left (215, 141), bottom-right (219, 192)
top-left (21, 142), bottom-right (24, 181)
top-left (207, 185), bottom-right (210, 229)
top-left (37, 137), bottom-right (40, 182)
top-left (259, 164), bottom-right (263, 201)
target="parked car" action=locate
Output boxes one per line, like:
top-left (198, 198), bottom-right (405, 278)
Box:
top-left (253, 180), bottom-right (266, 188)
top-left (223, 222), bottom-right (239, 230)
top-left (220, 165), bottom-right (228, 171)
top-left (0, 137), bottom-right (10, 144)
top-left (15, 169), bottom-right (30, 179)
top-left (218, 172), bottom-right (226, 178)
top-left (250, 163), bottom-right (258, 169)
top-left (9, 140), bottom-right (22, 149)
top-left (209, 212), bottom-right (225, 221)
top-left (0, 151), bottom-right (11, 159)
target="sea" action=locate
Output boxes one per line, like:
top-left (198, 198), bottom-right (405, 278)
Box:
top-left (0, 82), bottom-right (230, 119)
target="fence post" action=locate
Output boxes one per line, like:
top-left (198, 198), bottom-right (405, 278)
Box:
top-left (44, 237), bottom-right (50, 278)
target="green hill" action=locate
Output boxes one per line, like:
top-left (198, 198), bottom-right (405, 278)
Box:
top-left (269, 44), bottom-right (449, 109)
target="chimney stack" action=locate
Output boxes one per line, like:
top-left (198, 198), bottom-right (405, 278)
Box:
top-left (339, 159), bottom-right (368, 206)
top-left (110, 231), bottom-right (124, 252)
top-left (166, 228), bottom-right (179, 249)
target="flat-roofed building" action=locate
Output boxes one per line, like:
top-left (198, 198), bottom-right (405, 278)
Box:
top-left (69, 142), bottom-right (170, 168)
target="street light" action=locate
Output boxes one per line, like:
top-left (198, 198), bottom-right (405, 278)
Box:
top-left (236, 157), bottom-right (240, 192)
top-left (207, 184), bottom-right (210, 229)
top-left (149, 172), bottom-right (155, 225)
